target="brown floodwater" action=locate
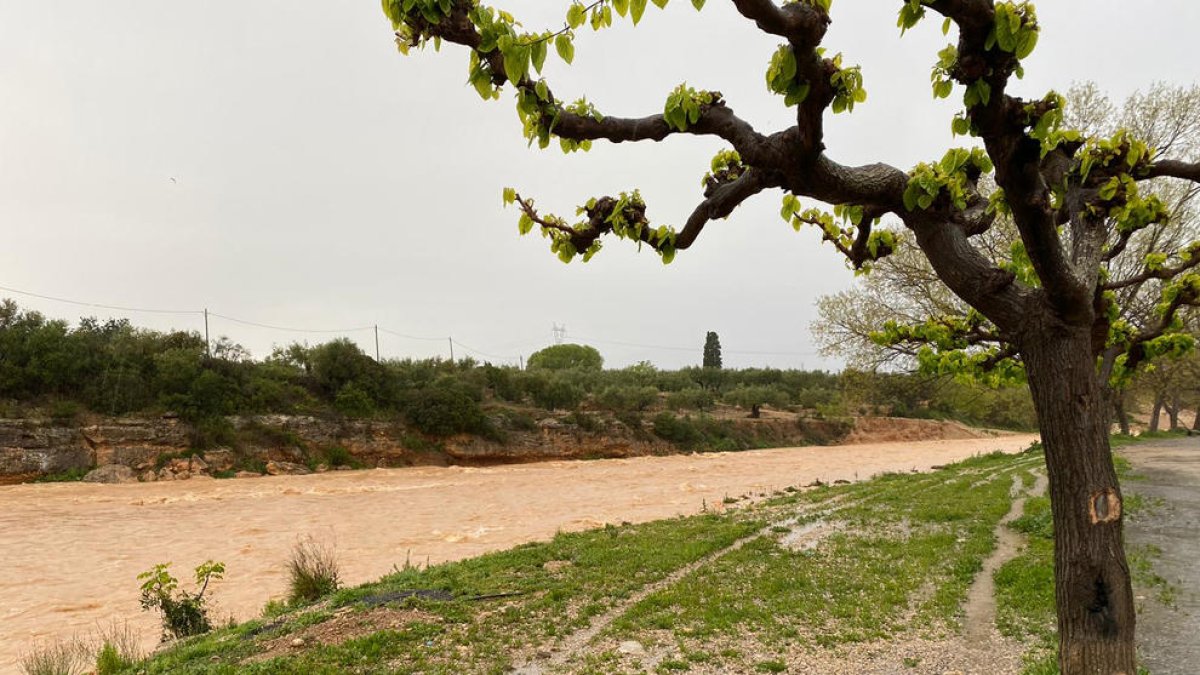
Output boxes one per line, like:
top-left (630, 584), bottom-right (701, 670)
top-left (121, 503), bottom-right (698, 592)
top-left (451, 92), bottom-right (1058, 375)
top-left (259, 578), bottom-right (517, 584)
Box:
top-left (0, 435), bottom-right (1036, 671)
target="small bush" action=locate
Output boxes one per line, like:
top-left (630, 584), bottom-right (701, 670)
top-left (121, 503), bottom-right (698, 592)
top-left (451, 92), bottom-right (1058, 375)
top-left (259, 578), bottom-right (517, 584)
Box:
top-left (566, 410), bottom-right (603, 433)
top-left (334, 383), bottom-right (376, 418)
top-left (652, 413), bottom-right (704, 445)
top-left (322, 446), bottom-right (358, 468)
top-left (596, 385), bottom-right (659, 412)
top-left (497, 408), bottom-right (538, 431)
top-left (666, 388), bottom-right (715, 411)
top-left (94, 621), bottom-right (143, 674)
top-left (20, 637), bottom-right (88, 675)
top-left (402, 380), bottom-right (490, 435)
top-left (48, 400), bottom-right (83, 426)
top-left (529, 377), bottom-right (585, 411)
top-left (138, 561), bottom-right (225, 640)
top-left (287, 537), bottom-right (341, 604)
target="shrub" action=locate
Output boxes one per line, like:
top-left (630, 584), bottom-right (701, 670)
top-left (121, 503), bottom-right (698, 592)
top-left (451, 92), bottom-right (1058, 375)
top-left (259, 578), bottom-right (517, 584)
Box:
top-left (93, 622), bottom-right (141, 675)
top-left (566, 410), bottom-right (604, 433)
top-left (666, 388), bottom-right (715, 411)
top-left (652, 413), bottom-right (704, 445)
top-left (402, 380), bottom-right (489, 435)
top-left (287, 537), bottom-right (341, 604)
top-left (722, 385), bottom-right (792, 412)
top-left (334, 383), bottom-right (376, 418)
top-left (596, 385), bottom-right (659, 412)
top-left (138, 560), bottom-right (225, 640)
top-left (497, 408), bottom-right (537, 431)
top-left (529, 377), bottom-right (585, 411)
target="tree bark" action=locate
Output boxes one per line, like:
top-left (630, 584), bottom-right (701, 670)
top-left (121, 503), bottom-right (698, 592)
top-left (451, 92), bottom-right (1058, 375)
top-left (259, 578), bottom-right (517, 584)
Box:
top-left (1193, 408), bottom-right (1200, 432)
top-left (1149, 395), bottom-right (1163, 433)
top-left (1023, 328), bottom-right (1136, 674)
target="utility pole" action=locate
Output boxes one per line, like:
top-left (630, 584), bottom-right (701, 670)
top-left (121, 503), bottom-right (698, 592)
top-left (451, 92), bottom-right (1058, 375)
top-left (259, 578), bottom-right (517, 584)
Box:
top-left (374, 325), bottom-right (381, 362)
top-left (552, 323), bottom-right (567, 344)
top-left (448, 337), bottom-right (455, 362)
top-left (519, 355), bottom-right (524, 370)
top-left (204, 308), bottom-right (210, 357)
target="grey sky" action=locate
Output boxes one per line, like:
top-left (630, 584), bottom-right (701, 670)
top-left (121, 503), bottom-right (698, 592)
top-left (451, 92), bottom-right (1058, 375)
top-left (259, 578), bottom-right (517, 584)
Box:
top-left (2, 1), bottom-right (1197, 370)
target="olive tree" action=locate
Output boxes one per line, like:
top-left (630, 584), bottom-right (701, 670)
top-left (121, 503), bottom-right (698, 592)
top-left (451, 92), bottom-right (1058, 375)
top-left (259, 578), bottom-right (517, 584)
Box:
top-left (381, 1), bottom-right (1200, 671)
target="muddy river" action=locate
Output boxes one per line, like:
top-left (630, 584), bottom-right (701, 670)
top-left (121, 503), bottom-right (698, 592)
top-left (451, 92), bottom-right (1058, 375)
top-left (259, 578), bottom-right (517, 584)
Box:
top-left (0, 434), bottom-right (1036, 670)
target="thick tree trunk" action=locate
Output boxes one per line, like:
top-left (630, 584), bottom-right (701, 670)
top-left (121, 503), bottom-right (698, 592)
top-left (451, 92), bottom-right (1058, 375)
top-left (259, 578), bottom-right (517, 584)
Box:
top-left (1193, 409), bottom-right (1200, 432)
top-left (1149, 396), bottom-right (1163, 433)
top-left (1023, 329), bottom-right (1136, 675)
top-left (1167, 394), bottom-right (1181, 430)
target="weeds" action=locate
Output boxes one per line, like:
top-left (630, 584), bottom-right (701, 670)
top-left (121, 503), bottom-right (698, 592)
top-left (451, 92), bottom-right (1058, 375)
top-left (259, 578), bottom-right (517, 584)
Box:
top-left (20, 637), bottom-right (89, 675)
top-left (287, 537), bottom-right (342, 604)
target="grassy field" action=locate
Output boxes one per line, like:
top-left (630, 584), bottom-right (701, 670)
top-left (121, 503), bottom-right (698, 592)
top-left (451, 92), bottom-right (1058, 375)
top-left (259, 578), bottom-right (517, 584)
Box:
top-left (91, 444), bottom-right (1067, 675)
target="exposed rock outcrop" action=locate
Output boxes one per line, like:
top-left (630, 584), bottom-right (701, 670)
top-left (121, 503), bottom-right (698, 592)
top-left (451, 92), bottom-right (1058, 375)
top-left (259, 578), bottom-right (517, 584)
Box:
top-left (82, 464), bottom-right (136, 484)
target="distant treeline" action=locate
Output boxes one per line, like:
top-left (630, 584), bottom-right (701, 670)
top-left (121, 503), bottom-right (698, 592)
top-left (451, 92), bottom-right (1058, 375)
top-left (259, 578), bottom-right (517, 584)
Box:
top-left (0, 300), bottom-right (1036, 437)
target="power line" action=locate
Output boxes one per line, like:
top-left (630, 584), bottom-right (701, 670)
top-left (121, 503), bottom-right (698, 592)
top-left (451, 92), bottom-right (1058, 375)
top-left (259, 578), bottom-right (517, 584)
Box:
top-left (450, 338), bottom-right (519, 363)
top-left (572, 334), bottom-right (819, 357)
top-left (0, 284), bottom-right (202, 316)
top-left (207, 312), bottom-right (373, 334)
top-left (377, 327), bottom-right (446, 342)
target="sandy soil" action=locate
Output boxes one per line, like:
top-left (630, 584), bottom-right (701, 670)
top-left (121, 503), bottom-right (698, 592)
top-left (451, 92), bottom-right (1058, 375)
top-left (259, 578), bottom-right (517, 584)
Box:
top-left (0, 434), bottom-right (1036, 671)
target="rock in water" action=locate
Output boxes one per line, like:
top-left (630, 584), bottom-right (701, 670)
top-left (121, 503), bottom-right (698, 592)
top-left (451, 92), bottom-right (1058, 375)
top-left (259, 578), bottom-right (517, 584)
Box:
top-left (82, 464), bottom-right (137, 484)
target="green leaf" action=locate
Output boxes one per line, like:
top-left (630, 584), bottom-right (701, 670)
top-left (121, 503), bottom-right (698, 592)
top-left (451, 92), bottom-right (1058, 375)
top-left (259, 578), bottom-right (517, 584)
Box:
top-left (630, 0), bottom-right (648, 24)
top-left (650, 0), bottom-right (668, 7)
top-left (613, 0), bottom-right (629, 17)
top-left (942, 17), bottom-right (952, 35)
top-left (518, 213), bottom-right (534, 235)
top-left (503, 187), bottom-right (516, 205)
top-left (530, 39), bottom-right (547, 74)
top-left (691, 0), bottom-right (705, 9)
top-left (554, 34), bottom-right (575, 64)
top-left (567, 4), bottom-right (585, 29)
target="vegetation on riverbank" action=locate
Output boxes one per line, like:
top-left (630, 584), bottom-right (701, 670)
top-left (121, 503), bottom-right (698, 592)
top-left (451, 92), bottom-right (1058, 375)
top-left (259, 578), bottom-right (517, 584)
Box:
top-left (1, 300), bottom-right (1037, 447)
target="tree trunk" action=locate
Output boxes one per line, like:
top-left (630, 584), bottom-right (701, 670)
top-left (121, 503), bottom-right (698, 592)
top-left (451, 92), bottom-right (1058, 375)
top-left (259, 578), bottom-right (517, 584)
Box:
top-left (1167, 394), bottom-right (1181, 430)
top-left (1149, 395), bottom-right (1163, 433)
top-left (1193, 408), bottom-right (1200, 432)
top-left (1113, 392), bottom-right (1130, 436)
top-left (1023, 328), bottom-right (1136, 674)
top-left (1103, 384), bottom-right (1131, 436)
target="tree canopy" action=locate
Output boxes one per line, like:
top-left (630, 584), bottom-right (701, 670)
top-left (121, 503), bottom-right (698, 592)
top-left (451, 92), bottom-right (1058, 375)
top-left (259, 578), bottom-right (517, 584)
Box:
top-left (526, 342), bottom-right (604, 370)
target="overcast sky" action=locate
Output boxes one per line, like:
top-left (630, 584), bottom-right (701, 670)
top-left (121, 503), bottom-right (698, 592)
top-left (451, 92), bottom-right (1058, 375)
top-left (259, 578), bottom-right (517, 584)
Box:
top-left (2, 1), bottom-right (1197, 370)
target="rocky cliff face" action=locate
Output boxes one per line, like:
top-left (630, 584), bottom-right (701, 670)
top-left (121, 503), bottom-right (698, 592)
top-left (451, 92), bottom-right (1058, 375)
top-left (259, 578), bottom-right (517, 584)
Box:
top-left (0, 412), bottom-right (878, 484)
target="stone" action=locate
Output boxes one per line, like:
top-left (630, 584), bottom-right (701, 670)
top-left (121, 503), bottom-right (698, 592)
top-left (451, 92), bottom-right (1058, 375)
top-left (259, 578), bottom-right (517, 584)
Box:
top-left (82, 464), bottom-right (136, 484)
top-left (174, 470), bottom-right (191, 481)
top-left (189, 454), bottom-right (209, 473)
top-left (235, 470), bottom-right (262, 479)
top-left (158, 467), bottom-right (176, 481)
top-left (290, 638), bottom-right (305, 648)
top-left (139, 470), bottom-right (158, 482)
top-left (314, 463), bottom-right (330, 473)
top-left (202, 449), bottom-right (236, 472)
top-left (265, 460), bottom-right (310, 476)
top-left (617, 641), bottom-right (645, 655)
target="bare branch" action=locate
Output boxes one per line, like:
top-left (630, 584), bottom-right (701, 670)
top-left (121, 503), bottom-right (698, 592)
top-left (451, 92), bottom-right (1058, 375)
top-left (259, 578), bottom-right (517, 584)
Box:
top-left (1144, 160), bottom-right (1200, 183)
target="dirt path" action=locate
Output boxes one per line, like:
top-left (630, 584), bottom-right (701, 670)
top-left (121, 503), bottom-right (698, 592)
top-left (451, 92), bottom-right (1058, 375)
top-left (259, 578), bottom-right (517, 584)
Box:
top-left (0, 434), bottom-right (1035, 672)
top-left (1121, 435), bottom-right (1200, 674)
